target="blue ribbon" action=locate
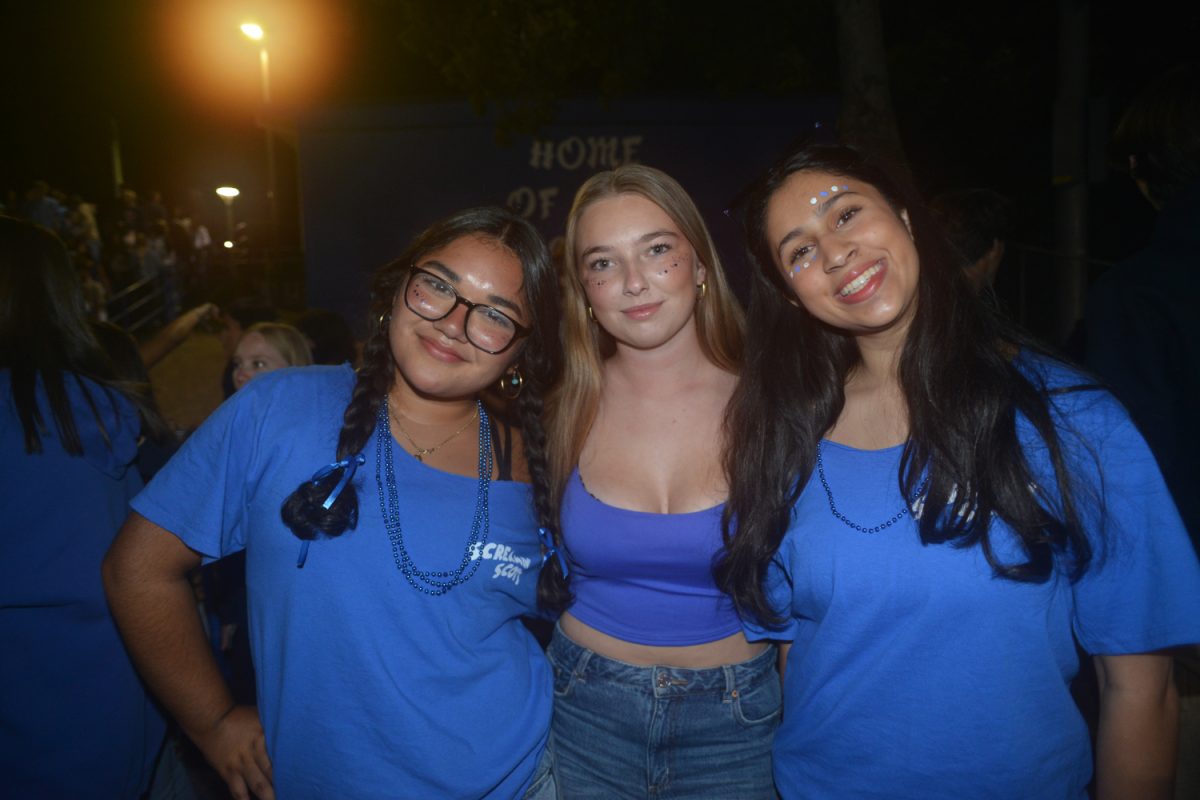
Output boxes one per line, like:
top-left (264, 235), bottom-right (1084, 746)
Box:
top-left (537, 527), bottom-right (569, 578)
top-left (311, 453), bottom-right (366, 510)
top-left (296, 453), bottom-right (366, 569)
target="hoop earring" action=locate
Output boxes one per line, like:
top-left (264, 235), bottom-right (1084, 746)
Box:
top-left (378, 312), bottom-right (390, 330)
top-left (697, 281), bottom-right (707, 299)
top-left (586, 306), bottom-right (595, 322)
top-left (499, 366), bottom-right (524, 399)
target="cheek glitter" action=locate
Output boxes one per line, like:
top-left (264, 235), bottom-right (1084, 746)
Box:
top-left (791, 255), bottom-right (816, 277)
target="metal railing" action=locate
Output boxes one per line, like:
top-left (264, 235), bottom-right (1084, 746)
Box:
top-left (106, 275), bottom-right (165, 334)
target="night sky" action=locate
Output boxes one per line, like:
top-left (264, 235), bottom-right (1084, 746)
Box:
top-left (1, 0), bottom-right (1196, 268)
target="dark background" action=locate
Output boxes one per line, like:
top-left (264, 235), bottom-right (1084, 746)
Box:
top-left (1, 0), bottom-right (1196, 337)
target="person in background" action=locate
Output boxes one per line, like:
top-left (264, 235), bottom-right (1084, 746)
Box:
top-left (1083, 63), bottom-right (1200, 800)
top-left (929, 187), bottom-right (1009, 293)
top-left (541, 165), bottom-right (779, 798)
top-left (135, 301), bottom-right (221, 369)
top-left (722, 142), bottom-right (1200, 799)
top-left (90, 319), bottom-right (178, 483)
top-left (231, 321), bottom-right (313, 391)
top-left (1084, 63), bottom-right (1200, 554)
top-left (215, 298), bottom-right (278, 397)
top-left (0, 215), bottom-right (164, 798)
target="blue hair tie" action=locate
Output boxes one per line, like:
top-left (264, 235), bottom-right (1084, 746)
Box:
top-left (296, 453), bottom-right (366, 569)
top-left (311, 453), bottom-right (366, 510)
top-left (537, 527), bottom-right (569, 579)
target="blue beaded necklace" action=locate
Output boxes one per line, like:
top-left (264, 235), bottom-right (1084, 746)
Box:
top-left (375, 399), bottom-right (492, 595)
top-left (815, 440), bottom-right (928, 534)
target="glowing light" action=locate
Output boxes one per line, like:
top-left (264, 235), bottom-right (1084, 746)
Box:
top-left (215, 186), bottom-right (240, 199)
top-left (224, 240), bottom-right (235, 249)
top-left (240, 22), bottom-right (264, 40)
top-left (155, 3), bottom-right (348, 113)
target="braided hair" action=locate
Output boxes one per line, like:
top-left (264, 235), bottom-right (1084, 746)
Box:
top-left (281, 208), bottom-right (562, 576)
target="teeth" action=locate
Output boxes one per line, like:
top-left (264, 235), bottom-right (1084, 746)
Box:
top-left (839, 262), bottom-right (881, 297)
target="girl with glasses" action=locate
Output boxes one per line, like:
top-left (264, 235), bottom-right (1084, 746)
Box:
top-left (539, 165), bottom-right (780, 798)
top-left (104, 208), bottom-right (563, 799)
top-left (721, 142), bottom-right (1200, 798)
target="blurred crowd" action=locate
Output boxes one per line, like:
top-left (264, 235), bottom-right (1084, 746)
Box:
top-left (2, 180), bottom-right (219, 323)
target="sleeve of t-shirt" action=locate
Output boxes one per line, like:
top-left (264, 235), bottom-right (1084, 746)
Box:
top-left (742, 539), bottom-right (801, 643)
top-left (1064, 391), bottom-right (1200, 654)
top-left (130, 379), bottom-right (274, 562)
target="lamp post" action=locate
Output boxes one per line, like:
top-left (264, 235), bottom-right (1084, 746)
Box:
top-left (215, 186), bottom-right (240, 246)
top-left (240, 22), bottom-right (277, 251)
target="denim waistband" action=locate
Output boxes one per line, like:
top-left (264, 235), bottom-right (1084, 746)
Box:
top-left (548, 625), bottom-right (776, 698)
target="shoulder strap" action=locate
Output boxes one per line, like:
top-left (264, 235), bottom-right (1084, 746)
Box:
top-left (490, 416), bottom-right (514, 481)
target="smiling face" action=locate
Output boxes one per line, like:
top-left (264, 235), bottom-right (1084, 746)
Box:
top-left (387, 234), bottom-right (529, 401)
top-left (573, 192), bottom-right (706, 353)
top-left (232, 331), bottom-right (290, 390)
top-left (764, 169), bottom-right (920, 344)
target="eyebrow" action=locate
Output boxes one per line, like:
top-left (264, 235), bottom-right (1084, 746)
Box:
top-left (578, 229), bottom-right (679, 261)
top-left (421, 259), bottom-right (525, 317)
top-left (774, 191), bottom-right (859, 260)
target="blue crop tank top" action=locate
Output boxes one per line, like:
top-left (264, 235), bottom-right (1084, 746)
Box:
top-left (560, 468), bottom-right (744, 646)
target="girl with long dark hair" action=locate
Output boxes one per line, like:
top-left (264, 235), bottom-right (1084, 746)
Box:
top-left (719, 144), bottom-right (1200, 798)
top-left (104, 207), bottom-right (563, 799)
top-left (0, 216), bottom-right (165, 798)
top-left (541, 165), bottom-right (779, 797)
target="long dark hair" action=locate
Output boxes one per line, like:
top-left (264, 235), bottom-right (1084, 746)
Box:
top-left (0, 216), bottom-right (139, 455)
top-left (717, 144), bottom-right (1094, 623)
top-left (280, 208), bottom-right (563, 587)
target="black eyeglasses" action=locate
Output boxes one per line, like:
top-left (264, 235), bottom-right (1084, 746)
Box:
top-left (404, 268), bottom-right (530, 354)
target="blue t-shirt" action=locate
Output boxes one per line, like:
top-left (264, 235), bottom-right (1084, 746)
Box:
top-left (0, 372), bottom-right (164, 798)
top-left (747, 355), bottom-right (1200, 799)
top-left (132, 366), bottom-right (552, 798)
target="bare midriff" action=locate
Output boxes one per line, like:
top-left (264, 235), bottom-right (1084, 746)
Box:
top-left (559, 611), bottom-right (767, 669)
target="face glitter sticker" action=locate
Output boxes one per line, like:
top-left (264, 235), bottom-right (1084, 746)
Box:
top-left (793, 184), bottom-right (851, 276)
top-left (792, 257), bottom-right (815, 277)
top-left (809, 185), bottom-right (849, 206)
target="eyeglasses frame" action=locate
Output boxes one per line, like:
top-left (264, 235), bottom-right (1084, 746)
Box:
top-left (402, 267), bottom-right (530, 355)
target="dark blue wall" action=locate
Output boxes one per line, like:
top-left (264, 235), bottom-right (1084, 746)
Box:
top-left (297, 99), bottom-right (836, 333)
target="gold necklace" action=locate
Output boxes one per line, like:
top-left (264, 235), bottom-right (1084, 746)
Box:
top-left (388, 400), bottom-right (479, 462)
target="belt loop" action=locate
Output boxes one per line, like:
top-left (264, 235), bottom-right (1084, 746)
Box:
top-left (573, 643), bottom-right (593, 678)
top-left (723, 663), bottom-right (737, 700)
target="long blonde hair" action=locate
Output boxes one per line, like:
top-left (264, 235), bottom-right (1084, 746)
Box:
top-left (547, 164), bottom-right (745, 503)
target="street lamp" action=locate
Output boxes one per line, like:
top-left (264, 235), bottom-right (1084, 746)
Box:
top-left (241, 21), bottom-right (277, 249)
top-left (239, 23), bottom-right (271, 103)
top-left (215, 186), bottom-right (240, 246)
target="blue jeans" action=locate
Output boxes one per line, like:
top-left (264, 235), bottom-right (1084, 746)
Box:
top-left (523, 737), bottom-right (560, 800)
top-left (548, 627), bottom-right (780, 799)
